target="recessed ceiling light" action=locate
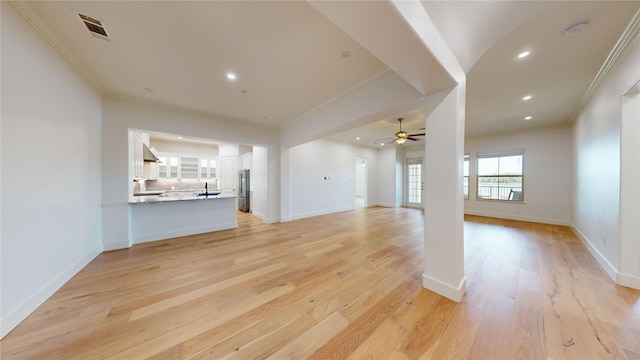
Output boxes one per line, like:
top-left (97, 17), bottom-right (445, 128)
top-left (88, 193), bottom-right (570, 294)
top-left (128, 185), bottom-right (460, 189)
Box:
top-left (565, 21), bottom-right (589, 35)
top-left (356, 137), bottom-right (360, 140)
top-left (341, 50), bottom-right (351, 59)
top-left (517, 51), bottom-right (530, 59)
top-left (525, 116), bottom-right (533, 120)
top-left (522, 95), bottom-right (532, 101)
top-left (226, 72), bottom-right (237, 80)
top-left (381, 143), bottom-right (385, 146)
top-left (177, 136), bottom-right (183, 139)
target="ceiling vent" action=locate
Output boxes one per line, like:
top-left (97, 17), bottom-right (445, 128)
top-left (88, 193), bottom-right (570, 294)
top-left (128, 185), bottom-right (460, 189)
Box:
top-left (78, 12), bottom-right (111, 41)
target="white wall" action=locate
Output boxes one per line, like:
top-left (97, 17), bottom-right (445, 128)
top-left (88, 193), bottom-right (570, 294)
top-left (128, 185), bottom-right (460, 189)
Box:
top-left (1, 3), bottom-right (103, 338)
top-left (252, 147), bottom-right (268, 220)
top-left (573, 33), bottom-right (640, 286)
top-left (150, 138), bottom-right (219, 157)
top-left (101, 98), bottom-right (280, 250)
top-left (288, 139), bottom-right (379, 220)
top-left (395, 147), bottom-right (405, 207)
top-left (619, 86), bottom-right (640, 289)
top-left (355, 158), bottom-right (366, 197)
top-left (376, 146), bottom-right (402, 207)
top-left (464, 125), bottom-right (573, 225)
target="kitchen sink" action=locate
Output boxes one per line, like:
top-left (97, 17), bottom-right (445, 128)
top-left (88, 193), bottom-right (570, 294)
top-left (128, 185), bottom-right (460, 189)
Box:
top-left (198, 192), bottom-right (221, 196)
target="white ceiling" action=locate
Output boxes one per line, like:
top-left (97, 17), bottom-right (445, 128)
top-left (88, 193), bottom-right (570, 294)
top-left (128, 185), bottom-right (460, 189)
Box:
top-left (330, 1), bottom-right (640, 146)
top-left (11, 1), bottom-right (640, 148)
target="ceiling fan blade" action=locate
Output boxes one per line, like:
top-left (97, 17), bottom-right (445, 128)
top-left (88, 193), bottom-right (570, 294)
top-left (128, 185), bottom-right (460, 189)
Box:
top-left (374, 137), bottom-right (394, 145)
top-left (409, 133), bottom-right (425, 137)
top-left (407, 137), bottom-right (419, 141)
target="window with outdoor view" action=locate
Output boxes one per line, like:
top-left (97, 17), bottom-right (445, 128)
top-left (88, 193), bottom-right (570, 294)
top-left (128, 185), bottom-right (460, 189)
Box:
top-left (463, 154), bottom-right (469, 199)
top-left (476, 150), bottom-right (524, 201)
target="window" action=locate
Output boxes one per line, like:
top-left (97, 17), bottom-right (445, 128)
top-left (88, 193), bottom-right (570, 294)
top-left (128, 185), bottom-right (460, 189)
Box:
top-left (463, 154), bottom-right (469, 199)
top-left (476, 150), bottom-right (524, 201)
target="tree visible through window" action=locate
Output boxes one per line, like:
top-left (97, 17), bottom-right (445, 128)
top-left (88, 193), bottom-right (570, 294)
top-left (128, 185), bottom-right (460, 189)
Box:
top-left (476, 151), bottom-right (524, 201)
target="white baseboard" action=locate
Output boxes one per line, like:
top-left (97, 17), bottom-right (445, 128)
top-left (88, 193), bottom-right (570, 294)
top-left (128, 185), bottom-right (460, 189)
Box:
top-left (617, 273), bottom-right (640, 290)
top-left (252, 210), bottom-right (265, 221)
top-left (422, 274), bottom-right (467, 302)
top-left (264, 217), bottom-right (280, 224)
top-left (464, 209), bottom-right (570, 226)
top-left (570, 224), bottom-right (618, 282)
top-left (103, 240), bottom-right (130, 251)
top-left (290, 206), bottom-right (354, 221)
top-left (1, 244), bottom-right (103, 339)
top-left (279, 216), bottom-right (292, 223)
top-left (131, 222), bottom-right (238, 244)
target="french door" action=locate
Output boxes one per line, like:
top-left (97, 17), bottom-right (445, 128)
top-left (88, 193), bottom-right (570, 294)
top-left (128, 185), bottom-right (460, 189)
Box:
top-left (407, 158), bottom-right (424, 208)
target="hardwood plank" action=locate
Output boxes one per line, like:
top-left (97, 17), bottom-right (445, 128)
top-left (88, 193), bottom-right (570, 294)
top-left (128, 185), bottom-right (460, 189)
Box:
top-left (2, 210), bottom-right (639, 360)
top-left (266, 312), bottom-right (350, 360)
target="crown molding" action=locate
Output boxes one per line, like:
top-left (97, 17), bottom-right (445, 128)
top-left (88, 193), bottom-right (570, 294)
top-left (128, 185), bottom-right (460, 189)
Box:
top-left (8, 1), bottom-right (105, 94)
top-left (571, 6), bottom-right (640, 119)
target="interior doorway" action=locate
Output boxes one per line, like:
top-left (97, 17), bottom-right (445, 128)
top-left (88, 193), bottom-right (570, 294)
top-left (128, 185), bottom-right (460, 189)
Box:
top-left (619, 80), bottom-right (640, 287)
top-left (406, 158), bottom-right (424, 208)
top-left (355, 158), bottom-right (367, 208)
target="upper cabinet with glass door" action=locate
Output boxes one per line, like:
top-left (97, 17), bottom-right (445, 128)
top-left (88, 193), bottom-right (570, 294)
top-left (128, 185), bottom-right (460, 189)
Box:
top-left (156, 153), bottom-right (217, 181)
top-left (157, 154), bottom-right (179, 179)
top-left (200, 159), bottom-right (217, 179)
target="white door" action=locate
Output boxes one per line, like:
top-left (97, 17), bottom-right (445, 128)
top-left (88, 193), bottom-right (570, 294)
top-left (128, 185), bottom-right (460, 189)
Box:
top-left (407, 158), bottom-right (424, 208)
top-left (220, 156), bottom-right (238, 196)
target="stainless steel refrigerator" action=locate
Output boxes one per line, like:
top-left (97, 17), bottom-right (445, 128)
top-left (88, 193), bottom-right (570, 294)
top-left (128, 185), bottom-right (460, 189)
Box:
top-left (238, 169), bottom-right (250, 212)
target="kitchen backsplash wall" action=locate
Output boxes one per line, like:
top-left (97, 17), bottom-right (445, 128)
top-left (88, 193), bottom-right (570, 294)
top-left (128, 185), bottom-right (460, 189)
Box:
top-left (145, 179), bottom-right (219, 191)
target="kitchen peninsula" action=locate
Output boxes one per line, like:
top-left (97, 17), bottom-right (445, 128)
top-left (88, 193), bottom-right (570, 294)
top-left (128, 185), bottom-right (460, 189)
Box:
top-left (129, 194), bottom-right (237, 244)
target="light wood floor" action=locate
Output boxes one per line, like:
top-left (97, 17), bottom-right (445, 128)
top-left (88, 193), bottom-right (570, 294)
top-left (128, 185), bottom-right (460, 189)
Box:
top-left (2, 207), bottom-right (639, 359)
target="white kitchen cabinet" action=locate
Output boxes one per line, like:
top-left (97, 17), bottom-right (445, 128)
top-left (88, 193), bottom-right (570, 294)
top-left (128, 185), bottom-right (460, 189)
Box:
top-left (130, 131), bottom-right (144, 179)
top-left (157, 153), bottom-right (179, 179)
top-left (199, 158), bottom-right (217, 179)
top-left (180, 156), bottom-right (199, 180)
top-left (220, 156), bottom-right (238, 195)
top-left (156, 152), bottom-right (218, 181)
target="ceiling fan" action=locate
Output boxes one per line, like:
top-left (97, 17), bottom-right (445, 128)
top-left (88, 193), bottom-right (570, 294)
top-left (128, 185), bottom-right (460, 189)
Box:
top-left (382, 118), bottom-right (425, 145)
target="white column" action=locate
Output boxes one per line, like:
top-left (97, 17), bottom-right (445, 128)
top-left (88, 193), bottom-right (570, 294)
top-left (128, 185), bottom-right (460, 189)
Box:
top-left (422, 84), bottom-right (466, 302)
top-left (279, 146), bottom-right (291, 222)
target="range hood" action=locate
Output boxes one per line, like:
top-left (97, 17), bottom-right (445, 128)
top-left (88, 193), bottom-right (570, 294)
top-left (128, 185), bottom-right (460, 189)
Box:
top-left (143, 144), bottom-right (160, 162)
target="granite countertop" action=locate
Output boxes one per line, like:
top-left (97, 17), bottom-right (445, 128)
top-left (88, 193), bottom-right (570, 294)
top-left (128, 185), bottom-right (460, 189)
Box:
top-left (129, 193), bottom-right (236, 204)
top-left (133, 190), bottom-right (165, 196)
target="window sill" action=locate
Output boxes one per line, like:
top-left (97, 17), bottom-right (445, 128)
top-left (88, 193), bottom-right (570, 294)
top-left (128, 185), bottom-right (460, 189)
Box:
top-left (474, 198), bottom-right (526, 204)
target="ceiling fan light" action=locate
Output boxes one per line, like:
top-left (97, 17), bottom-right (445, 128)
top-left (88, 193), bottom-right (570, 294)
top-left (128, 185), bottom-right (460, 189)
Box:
top-left (395, 137), bottom-right (407, 145)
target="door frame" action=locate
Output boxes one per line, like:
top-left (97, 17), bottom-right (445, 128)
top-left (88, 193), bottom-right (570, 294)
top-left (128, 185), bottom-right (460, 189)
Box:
top-left (355, 157), bottom-right (367, 208)
top-left (406, 157), bottom-right (424, 209)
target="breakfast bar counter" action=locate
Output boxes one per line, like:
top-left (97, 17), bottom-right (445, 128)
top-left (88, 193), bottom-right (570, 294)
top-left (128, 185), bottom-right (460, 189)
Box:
top-left (129, 194), bottom-right (237, 244)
